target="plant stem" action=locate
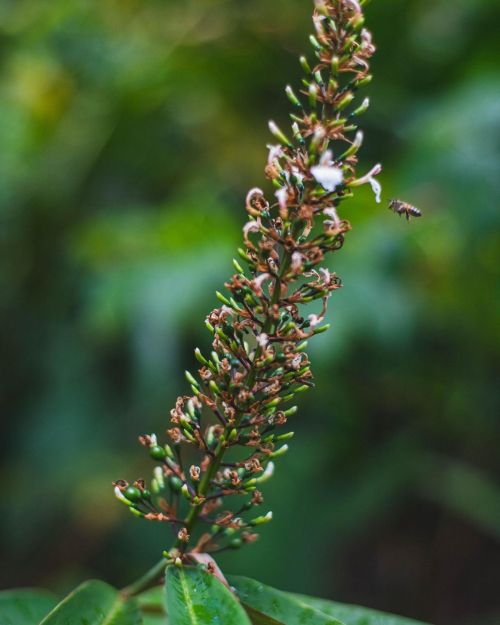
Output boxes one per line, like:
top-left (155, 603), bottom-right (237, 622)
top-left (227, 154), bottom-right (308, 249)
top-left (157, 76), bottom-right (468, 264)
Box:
top-left (121, 557), bottom-right (167, 597)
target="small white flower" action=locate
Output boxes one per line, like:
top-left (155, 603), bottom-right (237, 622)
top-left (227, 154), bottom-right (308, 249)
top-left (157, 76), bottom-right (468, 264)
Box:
top-left (256, 333), bottom-right (269, 348)
top-left (308, 313), bottom-right (324, 329)
top-left (267, 144), bottom-right (283, 166)
top-left (319, 267), bottom-right (331, 284)
top-left (351, 163), bottom-right (383, 203)
top-left (311, 164), bottom-right (344, 192)
top-left (291, 251), bottom-right (303, 273)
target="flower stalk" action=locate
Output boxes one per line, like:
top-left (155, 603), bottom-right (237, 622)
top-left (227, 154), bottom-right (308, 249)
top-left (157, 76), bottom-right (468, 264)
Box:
top-left (116, 0), bottom-right (380, 592)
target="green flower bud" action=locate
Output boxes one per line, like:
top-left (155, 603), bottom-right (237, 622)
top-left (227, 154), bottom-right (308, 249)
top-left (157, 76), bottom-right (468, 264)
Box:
top-left (185, 370), bottom-right (199, 387)
top-left (194, 348), bottom-right (208, 365)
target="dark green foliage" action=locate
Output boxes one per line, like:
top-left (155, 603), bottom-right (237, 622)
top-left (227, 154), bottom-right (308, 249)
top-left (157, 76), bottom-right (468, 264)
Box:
top-left (0, 589), bottom-right (58, 625)
top-left (39, 580), bottom-right (140, 625)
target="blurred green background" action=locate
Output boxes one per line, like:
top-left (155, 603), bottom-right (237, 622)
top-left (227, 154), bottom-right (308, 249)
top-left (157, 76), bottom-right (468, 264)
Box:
top-left (1, 1), bottom-right (499, 624)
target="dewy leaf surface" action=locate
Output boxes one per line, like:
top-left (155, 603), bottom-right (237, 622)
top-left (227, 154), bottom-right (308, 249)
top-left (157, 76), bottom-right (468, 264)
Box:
top-left (165, 566), bottom-right (251, 625)
top-left (288, 593), bottom-right (430, 625)
top-left (40, 579), bottom-right (140, 625)
top-left (228, 576), bottom-right (345, 625)
top-left (0, 589), bottom-right (58, 625)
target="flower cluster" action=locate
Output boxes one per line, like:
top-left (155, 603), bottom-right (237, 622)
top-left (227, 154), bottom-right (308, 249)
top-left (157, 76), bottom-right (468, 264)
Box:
top-left (114, 0), bottom-right (380, 563)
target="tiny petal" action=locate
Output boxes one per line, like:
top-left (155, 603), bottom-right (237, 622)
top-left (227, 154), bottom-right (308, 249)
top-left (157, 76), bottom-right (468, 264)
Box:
top-left (353, 130), bottom-right (364, 150)
top-left (256, 333), bottom-right (269, 348)
top-left (291, 251), bottom-right (303, 273)
top-left (243, 220), bottom-right (261, 238)
top-left (246, 187), bottom-right (265, 209)
top-left (275, 187), bottom-right (288, 211)
top-left (308, 313), bottom-right (323, 329)
top-left (267, 144), bottom-right (283, 166)
top-left (345, 0), bottom-right (361, 12)
top-left (370, 176), bottom-right (382, 204)
top-left (319, 149), bottom-right (334, 166)
top-left (323, 207), bottom-right (340, 224)
top-left (114, 486), bottom-right (129, 505)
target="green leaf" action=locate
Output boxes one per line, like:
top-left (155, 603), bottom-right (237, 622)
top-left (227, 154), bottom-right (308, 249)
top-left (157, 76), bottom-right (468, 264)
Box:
top-left (228, 576), bottom-right (345, 625)
top-left (137, 586), bottom-right (169, 624)
top-left (0, 589), bottom-right (58, 625)
top-left (288, 593), bottom-right (429, 625)
top-left (40, 580), bottom-right (140, 625)
top-left (165, 565), bottom-right (251, 625)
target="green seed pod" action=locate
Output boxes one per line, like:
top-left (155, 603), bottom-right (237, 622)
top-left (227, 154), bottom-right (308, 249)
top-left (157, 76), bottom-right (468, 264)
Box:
top-left (295, 384), bottom-right (311, 393)
top-left (124, 486), bottom-right (142, 502)
top-left (229, 539), bottom-right (243, 550)
top-left (313, 323), bottom-right (331, 335)
top-left (276, 431), bottom-right (295, 442)
top-left (169, 476), bottom-right (182, 492)
top-left (149, 445), bottom-right (167, 461)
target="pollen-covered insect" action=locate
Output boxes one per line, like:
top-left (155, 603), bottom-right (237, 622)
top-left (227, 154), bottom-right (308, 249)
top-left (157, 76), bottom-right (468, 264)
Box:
top-left (388, 199), bottom-right (422, 221)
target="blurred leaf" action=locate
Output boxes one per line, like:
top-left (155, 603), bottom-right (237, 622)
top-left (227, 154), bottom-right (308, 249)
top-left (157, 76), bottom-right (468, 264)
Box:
top-left (229, 576), bottom-right (344, 625)
top-left (418, 456), bottom-right (500, 540)
top-left (0, 589), bottom-right (58, 625)
top-left (166, 566), bottom-right (251, 625)
top-left (40, 580), bottom-right (140, 625)
top-left (290, 593), bottom-right (428, 625)
top-left (137, 586), bottom-right (168, 625)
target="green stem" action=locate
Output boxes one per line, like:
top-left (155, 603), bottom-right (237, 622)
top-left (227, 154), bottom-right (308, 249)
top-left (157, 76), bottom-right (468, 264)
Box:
top-left (121, 557), bottom-right (167, 597)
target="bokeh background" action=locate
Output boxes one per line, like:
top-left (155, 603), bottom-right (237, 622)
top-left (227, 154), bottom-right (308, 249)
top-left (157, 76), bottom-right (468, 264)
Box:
top-left (1, 1), bottom-right (499, 624)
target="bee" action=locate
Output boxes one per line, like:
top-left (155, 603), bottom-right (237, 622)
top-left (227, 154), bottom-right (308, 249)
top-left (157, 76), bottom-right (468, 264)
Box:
top-left (388, 199), bottom-right (422, 221)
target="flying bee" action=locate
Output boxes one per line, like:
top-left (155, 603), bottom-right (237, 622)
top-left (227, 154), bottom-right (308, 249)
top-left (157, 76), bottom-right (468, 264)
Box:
top-left (388, 198), bottom-right (422, 221)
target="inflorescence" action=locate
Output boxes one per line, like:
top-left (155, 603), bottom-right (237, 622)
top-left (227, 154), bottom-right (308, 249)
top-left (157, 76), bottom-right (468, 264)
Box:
top-left (114, 0), bottom-right (380, 565)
